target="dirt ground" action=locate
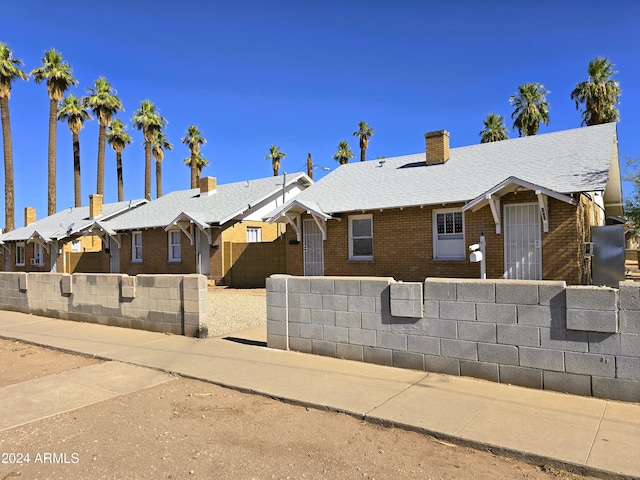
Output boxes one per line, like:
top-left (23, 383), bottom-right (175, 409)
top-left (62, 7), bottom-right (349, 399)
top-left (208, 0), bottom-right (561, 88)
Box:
top-left (0, 339), bottom-right (600, 480)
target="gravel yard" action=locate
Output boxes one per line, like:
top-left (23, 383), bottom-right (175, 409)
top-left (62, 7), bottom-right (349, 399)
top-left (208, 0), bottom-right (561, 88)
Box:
top-left (203, 287), bottom-right (267, 337)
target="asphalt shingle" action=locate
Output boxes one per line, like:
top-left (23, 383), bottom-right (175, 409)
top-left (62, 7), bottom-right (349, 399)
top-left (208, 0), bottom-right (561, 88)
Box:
top-left (105, 173), bottom-right (309, 231)
top-left (289, 123), bottom-right (618, 214)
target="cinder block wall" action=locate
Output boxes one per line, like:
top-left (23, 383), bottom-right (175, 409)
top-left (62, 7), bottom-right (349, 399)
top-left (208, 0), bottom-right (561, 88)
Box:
top-left (266, 275), bottom-right (640, 402)
top-left (0, 272), bottom-right (209, 337)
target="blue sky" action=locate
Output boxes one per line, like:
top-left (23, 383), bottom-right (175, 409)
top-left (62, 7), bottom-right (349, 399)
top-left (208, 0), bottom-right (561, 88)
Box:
top-left (2, 0), bottom-right (639, 227)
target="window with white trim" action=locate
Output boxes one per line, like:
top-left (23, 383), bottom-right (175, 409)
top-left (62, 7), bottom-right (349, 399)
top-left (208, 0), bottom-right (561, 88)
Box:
top-left (33, 243), bottom-right (44, 266)
top-left (168, 230), bottom-right (181, 262)
top-left (349, 214), bottom-right (373, 260)
top-left (246, 227), bottom-right (262, 243)
top-left (16, 242), bottom-right (25, 266)
top-left (433, 209), bottom-right (465, 259)
top-left (132, 232), bottom-right (142, 262)
top-left (71, 240), bottom-right (82, 253)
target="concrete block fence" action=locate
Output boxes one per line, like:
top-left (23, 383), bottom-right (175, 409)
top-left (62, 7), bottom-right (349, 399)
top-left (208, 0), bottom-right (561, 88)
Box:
top-left (0, 272), bottom-right (209, 337)
top-left (266, 275), bottom-right (640, 402)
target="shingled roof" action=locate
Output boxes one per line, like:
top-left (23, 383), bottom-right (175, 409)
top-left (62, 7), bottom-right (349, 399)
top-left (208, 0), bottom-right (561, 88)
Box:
top-left (104, 173), bottom-right (311, 231)
top-left (0, 199), bottom-right (147, 243)
top-left (272, 123), bottom-right (620, 216)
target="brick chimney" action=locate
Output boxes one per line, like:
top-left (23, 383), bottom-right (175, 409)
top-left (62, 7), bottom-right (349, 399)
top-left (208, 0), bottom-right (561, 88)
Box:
top-left (200, 176), bottom-right (217, 196)
top-left (425, 130), bottom-right (450, 166)
top-left (89, 194), bottom-right (103, 219)
top-left (24, 207), bottom-right (36, 226)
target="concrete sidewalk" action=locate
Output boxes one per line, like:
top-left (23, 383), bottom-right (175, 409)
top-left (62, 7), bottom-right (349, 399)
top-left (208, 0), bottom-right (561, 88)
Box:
top-left (0, 310), bottom-right (638, 479)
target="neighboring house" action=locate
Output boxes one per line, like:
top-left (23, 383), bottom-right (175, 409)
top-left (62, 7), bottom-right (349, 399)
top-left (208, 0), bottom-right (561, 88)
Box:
top-left (625, 228), bottom-right (638, 250)
top-left (0, 196), bottom-right (147, 273)
top-left (267, 123), bottom-right (623, 285)
top-left (86, 173), bottom-right (312, 285)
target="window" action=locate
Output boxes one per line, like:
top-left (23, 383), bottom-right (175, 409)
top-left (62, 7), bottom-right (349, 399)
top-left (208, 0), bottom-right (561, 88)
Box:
top-left (168, 230), bottom-right (181, 262)
top-left (433, 209), bottom-right (465, 259)
top-left (132, 232), bottom-right (142, 262)
top-left (16, 242), bottom-right (25, 266)
top-left (33, 243), bottom-right (44, 266)
top-left (349, 214), bottom-right (373, 260)
top-left (71, 240), bottom-right (82, 253)
top-left (246, 227), bottom-right (262, 243)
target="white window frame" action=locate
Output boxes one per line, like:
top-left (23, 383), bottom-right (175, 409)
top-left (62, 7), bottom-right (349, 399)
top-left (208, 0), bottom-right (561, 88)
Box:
top-left (33, 243), bottom-right (44, 266)
top-left (168, 229), bottom-right (181, 262)
top-left (71, 240), bottom-right (82, 253)
top-left (16, 242), bottom-right (25, 266)
top-left (348, 214), bottom-right (374, 260)
top-left (433, 208), bottom-right (465, 260)
top-left (246, 227), bottom-right (262, 243)
top-left (131, 232), bottom-right (143, 263)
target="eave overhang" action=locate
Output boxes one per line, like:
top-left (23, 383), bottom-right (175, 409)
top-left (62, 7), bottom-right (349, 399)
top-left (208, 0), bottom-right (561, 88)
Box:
top-left (462, 176), bottom-right (575, 234)
top-left (164, 212), bottom-right (212, 245)
top-left (265, 199), bottom-right (334, 241)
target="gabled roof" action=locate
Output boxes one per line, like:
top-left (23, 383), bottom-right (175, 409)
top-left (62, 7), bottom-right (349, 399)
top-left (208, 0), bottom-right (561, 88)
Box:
top-left (103, 173), bottom-right (312, 232)
top-left (0, 199), bottom-right (147, 243)
top-left (281, 123), bottom-right (620, 214)
top-left (462, 176), bottom-right (575, 213)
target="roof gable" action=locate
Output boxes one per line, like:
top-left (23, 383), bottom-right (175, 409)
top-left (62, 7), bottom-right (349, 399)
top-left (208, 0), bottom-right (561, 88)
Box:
top-left (0, 199), bottom-right (147, 243)
top-left (103, 173), bottom-right (311, 231)
top-left (288, 123), bottom-right (619, 214)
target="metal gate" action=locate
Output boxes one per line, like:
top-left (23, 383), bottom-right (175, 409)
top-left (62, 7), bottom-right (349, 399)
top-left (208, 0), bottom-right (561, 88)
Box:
top-left (303, 219), bottom-right (324, 276)
top-left (504, 203), bottom-right (542, 280)
top-left (592, 225), bottom-right (625, 287)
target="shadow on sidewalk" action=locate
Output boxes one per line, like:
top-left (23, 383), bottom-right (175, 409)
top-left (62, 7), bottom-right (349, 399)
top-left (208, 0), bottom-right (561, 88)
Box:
top-left (223, 336), bottom-right (267, 348)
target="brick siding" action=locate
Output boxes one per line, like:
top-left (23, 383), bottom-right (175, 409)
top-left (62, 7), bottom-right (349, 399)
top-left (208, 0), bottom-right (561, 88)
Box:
top-left (284, 192), bottom-right (600, 284)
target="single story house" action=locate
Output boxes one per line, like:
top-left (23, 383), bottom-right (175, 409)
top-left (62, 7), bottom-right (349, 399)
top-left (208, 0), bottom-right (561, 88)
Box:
top-left (85, 173), bottom-right (312, 285)
top-left (0, 196), bottom-right (147, 273)
top-left (266, 123), bottom-right (623, 285)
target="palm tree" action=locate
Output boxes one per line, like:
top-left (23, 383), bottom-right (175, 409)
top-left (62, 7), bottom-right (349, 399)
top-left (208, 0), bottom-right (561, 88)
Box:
top-left (479, 113), bottom-right (509, 143)
top-left (131, 100), bottom-right (166, 200)
top-left (182, 154), bottom-right (209, 185)
top-left (571, 57), bottom-right (621, 126)
top-left (509, 83), bottom-right (550, 137)
top-left (85, 77), bottom-right (123, 197)
top-left (0, 43), bottom-right (28, 232)
top-left (332, 140), bottom-right (355, 165)
top-left (31, 49), bottom-right (77, 215)
top-left (152, 131), bottom-right (173, 198)
top-left (57, 94), bottom-right (92, 207)
top-left (265, 145), bottom-right (286, 176)
top-left (353, 121), bottom-right (374, 162)
top-left (106, 119), bottom-right (132, 202)
top-left (181, 125), bottom-right (207, 188)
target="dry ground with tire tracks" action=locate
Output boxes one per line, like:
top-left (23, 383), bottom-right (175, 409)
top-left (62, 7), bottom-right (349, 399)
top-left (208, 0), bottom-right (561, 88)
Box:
top-left (0, 338), bottom-right (601, 480)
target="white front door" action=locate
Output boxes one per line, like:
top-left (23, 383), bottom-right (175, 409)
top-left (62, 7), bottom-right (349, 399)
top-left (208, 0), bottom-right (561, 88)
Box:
top-left (303, 219), bottom-right (324, 276)
top-left (197, 229), bottom-right (210, 276)
top-left (504, 203), bottom-right (542, 280)
top-left (109, 237), bottom-right (120, 273)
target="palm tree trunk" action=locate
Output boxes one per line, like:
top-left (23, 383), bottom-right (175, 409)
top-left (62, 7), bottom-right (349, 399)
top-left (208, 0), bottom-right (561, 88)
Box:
top-left (47, 98), bottom-right (57, 215)
top-left (116, 152), bottom-right (124, 202)
top-left (156, 160), bottom-right (162, 198)
top-left (0, 96), bottom-right (15, 232)
top-left (360, 148), bottom-right (365, 162)
top-left (72, 131), bottom-right (81, 207)
top-left (190, 152), bottom-right (197, 188)
top-left (144, 141), bottom-right (152, 200)
top-left (96, 124), bottom-right (106, 196)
